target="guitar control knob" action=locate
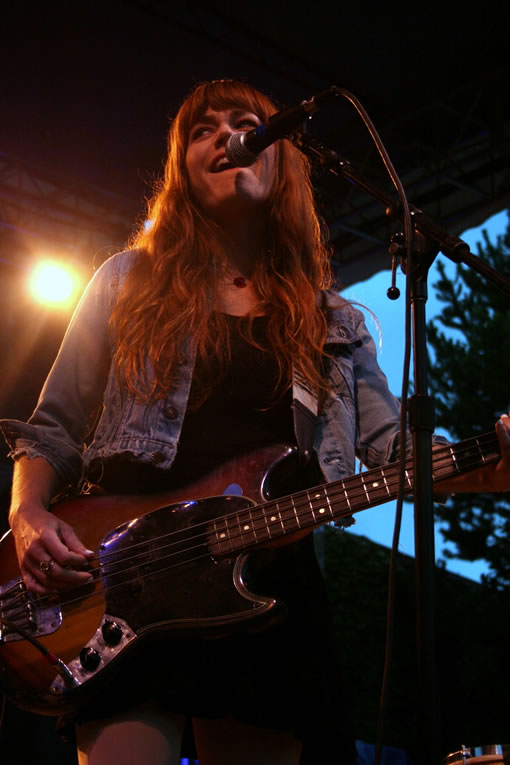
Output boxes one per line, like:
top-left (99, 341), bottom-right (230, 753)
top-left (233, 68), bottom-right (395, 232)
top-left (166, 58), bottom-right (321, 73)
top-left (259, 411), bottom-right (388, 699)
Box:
top-left (79, 647), bottom-right (101, 672)
top-left (102, 620), bottom-right (123, 646)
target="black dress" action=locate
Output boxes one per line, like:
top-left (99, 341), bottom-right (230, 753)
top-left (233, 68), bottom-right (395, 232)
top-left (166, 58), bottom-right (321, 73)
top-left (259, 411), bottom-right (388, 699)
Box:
top-left (72, 316), bottom-right (357, 761)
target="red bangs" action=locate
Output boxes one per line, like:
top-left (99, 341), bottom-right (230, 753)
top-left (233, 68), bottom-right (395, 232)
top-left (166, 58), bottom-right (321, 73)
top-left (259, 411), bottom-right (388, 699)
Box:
top-left (175, 80), bottom-right (278, 144)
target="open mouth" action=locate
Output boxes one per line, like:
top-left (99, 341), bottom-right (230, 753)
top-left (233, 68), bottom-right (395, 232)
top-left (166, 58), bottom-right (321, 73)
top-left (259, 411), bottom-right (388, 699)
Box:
top-left (210, 157), bottom-right (235, 173)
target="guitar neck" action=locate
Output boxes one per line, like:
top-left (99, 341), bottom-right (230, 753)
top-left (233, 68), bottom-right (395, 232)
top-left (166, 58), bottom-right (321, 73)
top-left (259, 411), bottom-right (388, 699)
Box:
top-left (210, 431), bottom-right (500, 557)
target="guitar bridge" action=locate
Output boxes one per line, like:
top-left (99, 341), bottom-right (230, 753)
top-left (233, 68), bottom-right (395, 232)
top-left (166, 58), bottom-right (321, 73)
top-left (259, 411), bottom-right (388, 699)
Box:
top-left (0, 577), bottom-right (62, 643)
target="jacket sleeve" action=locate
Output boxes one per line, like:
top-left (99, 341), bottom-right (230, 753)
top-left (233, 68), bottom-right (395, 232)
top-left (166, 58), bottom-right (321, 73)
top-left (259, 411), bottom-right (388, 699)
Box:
top-left (351, 307), bottom-right (405, 467)
top-left (0, 253), bottom-right (129, 485)
top-left (352, 306), bottom-right (449, 467)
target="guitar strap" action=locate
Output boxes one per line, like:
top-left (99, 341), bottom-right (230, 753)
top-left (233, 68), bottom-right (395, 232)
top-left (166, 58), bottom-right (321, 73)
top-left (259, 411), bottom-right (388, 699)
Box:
top-left (292, 369), bottom-right (318, 467)
top-left (290, 291), bottom-right (337, 467)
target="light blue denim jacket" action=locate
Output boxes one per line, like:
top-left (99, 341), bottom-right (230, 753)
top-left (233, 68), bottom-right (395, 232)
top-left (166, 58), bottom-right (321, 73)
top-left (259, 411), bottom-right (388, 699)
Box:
top-left (0, 250), bottom-right (408, 487)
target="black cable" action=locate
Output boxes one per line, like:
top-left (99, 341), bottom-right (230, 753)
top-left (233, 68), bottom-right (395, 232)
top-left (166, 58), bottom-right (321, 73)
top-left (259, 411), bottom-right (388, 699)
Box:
top-left (0, 616), bottom-right (77, 688)
top-left (292, 88), bottom-right (414, 763)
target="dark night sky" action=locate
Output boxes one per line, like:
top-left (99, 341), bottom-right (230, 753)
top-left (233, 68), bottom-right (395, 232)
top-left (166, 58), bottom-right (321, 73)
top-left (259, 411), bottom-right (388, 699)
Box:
top-left (3, 1), bottom-right (507, 213)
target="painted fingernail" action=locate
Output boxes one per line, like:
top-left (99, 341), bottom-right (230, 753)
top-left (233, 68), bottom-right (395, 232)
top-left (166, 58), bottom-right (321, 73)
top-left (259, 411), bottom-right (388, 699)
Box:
top-left (497, 418), bottom-right (510, 433)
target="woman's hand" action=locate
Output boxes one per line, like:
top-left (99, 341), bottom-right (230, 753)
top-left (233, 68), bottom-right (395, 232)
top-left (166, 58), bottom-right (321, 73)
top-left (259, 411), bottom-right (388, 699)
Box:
top-left (10, 503), bottom-right (94, 595)
top-left (8, 455), bottom-right (94, 594)
top-left (437, 413), bottom-right (510, 495)
top-left (488, 413), bottom-right (510, 491)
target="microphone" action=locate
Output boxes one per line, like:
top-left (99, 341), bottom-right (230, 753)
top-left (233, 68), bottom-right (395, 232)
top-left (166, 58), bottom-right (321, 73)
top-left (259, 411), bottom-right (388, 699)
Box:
top-left (225, 86), bottom-right (340, 167)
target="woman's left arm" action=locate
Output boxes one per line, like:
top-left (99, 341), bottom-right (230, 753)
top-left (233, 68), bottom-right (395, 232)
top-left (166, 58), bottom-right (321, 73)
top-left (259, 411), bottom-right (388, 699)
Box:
top-left (349, 305), bottom-right (510, 496)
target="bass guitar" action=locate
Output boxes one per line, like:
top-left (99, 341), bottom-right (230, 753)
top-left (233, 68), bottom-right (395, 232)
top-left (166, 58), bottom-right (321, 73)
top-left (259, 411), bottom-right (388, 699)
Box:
top-left (0, 431), bottom-right (500, 715)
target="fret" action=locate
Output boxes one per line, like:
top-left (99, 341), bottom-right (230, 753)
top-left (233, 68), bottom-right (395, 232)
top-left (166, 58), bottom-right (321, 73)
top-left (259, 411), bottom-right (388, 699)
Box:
top-left (324, 489), bottom-right (334, 519)
top-left (230, 512), bottom-right (245, 551)
top-left (360, 474), bottom-right (370, 504)
top-left (306, 491), bottom-right (316, 523)
top-left (237, 510), bottom-right (256, 547)
top-left (477, 437), bottom-right (487, 463)
top-left (211, 516), bottom-right (235, 556)
top-left (431, 445), bottom-right (459, 481)
top-left (208, 431), bottom-right (500, 560)
top-left (291, 495), bottom-right (301, 528)
top-left (361, 469), bottom-right (395, 504)
top-left (265, 504), bottom-right (285, 535)
top-left (449, 441), bottom-right (482, 475)
top-left (342, 481), bottom-right (352, 512)
top-left (450, 446), bottom-right (470, 473)
top-left (260, 505), bottom-right (273, 540)
top-left (274, 498), bottom-right (301, 533)
top-left (307, 488), bottom-right (333, 523)
top-left (272, 497), bottom-right (293, 536)
top-left (381, 468), bottom-right (391, 497)
top-left (247, 506), bottom-right (258, 542)
top-left (450, 445), bottom-right (460, 472)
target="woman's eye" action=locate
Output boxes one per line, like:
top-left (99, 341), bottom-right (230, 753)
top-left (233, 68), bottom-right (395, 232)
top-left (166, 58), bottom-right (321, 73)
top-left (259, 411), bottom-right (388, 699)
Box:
top-left (237, 118), bottom-right (258, 130)
top-left (191, 126), bottom-right (213, 140)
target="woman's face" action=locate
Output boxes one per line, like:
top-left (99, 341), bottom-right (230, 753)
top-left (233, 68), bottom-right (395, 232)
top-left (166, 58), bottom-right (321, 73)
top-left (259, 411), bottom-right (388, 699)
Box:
top-left (185, 107), bottom-right (276, 224)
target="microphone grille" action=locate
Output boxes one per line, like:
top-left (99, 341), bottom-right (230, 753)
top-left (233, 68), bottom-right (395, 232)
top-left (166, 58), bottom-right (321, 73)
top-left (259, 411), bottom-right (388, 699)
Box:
top-left (225, 132), bottom-right (256, 167)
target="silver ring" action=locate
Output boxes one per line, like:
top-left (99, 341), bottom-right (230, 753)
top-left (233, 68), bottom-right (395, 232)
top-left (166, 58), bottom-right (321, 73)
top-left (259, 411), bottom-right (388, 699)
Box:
top-left (39, 559), bottom-right (55, 576)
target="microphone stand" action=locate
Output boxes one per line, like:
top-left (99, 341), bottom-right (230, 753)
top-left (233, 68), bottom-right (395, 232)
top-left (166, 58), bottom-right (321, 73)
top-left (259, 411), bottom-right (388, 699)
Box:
top-left (293, 132), bottom-right (510, 763)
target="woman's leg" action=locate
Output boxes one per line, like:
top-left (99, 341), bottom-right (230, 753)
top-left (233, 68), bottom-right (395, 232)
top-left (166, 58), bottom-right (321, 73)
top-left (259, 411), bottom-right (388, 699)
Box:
top-left (193, 715), bottom-right (303, 765)
top-left (75, 703), bottom-right (186, 765)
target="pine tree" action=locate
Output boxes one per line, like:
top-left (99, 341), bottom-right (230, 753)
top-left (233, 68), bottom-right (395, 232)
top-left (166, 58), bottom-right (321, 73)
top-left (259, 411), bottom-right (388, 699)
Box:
top-left (427, 213), bottom-right (510, 586)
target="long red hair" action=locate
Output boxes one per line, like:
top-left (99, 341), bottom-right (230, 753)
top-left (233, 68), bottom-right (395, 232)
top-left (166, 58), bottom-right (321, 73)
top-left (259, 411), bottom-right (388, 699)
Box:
top-left (111, 79), bottom-right (333, 404)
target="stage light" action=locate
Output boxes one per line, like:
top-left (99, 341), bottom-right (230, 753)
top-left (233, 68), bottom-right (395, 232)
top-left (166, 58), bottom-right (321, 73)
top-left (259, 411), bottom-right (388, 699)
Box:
top-left (28, 259), bottom-right (83, 309)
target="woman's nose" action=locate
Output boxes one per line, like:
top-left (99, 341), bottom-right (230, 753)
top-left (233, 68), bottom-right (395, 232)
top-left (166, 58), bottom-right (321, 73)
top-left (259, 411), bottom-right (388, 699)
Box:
top-left (214, 121), bottom-right (235, 147)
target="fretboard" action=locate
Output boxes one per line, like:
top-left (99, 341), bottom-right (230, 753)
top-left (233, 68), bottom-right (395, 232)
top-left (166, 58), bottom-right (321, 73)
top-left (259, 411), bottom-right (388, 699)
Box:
top-left (210, 431), bottom-right (500, 557)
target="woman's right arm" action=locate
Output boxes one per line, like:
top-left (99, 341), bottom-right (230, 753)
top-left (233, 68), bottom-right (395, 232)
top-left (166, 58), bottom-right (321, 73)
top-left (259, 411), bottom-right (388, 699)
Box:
top-left (2, 254), bottom-right (136, 594)
top-left (9, 455), bottom-right (94, 595)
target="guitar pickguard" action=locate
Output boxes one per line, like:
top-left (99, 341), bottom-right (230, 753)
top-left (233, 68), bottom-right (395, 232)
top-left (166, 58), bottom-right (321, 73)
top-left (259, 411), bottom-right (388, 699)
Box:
top-left (97, 494), bottom-right (280, 632)
top-left (47, 495), bottom-right (283, 700)
top-left (0, 433), bottom-right (500, 714)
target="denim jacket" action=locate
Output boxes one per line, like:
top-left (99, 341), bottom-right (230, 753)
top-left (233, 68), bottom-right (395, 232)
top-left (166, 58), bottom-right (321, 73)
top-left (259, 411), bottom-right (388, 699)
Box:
top-left (0, 250), bottom-right (407, 487)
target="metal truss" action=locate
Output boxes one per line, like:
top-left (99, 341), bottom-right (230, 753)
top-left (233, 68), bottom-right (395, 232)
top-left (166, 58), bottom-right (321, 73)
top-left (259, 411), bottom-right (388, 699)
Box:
top-left (0, 153), bottom-right (133, 273)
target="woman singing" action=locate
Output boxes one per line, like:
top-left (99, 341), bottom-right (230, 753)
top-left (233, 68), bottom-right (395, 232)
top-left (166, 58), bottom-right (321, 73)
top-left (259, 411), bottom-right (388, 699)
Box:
top-left (2, 79), bottom-right (509, 764)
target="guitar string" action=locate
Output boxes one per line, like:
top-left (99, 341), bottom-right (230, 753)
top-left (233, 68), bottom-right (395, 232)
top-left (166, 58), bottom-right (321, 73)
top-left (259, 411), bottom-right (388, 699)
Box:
top-left (103, 437), bottom-right (497, 559)
top-left (98, 442), bottom-right (499, 577)
top-left (2, 435), bottom-right (499, 621)
top-left (5, 454), bottom-right (498, 632)
top-left (55, 431), bottom-right (503, 572)
top-left (69, 432), bottom-right (502, 571)
top-left (25, 437), bottom-right (500, 621)
top-left (2, 436), bottom-right (498, 622)
top-left (70, 432), bottom-right (501, 569)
